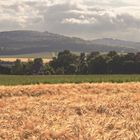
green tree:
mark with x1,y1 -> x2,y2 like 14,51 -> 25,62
49,50 -> 78,74
11,59 -> 23,74
78,53 -> 88,74
87,51 -> 100,62
88,56 -> 107,74
32,58 -> 44,74
124,53 -> 135,61
107,55 -> 124,74
55,67 -> 64,75
23,60 -> 34,75
43,64 -> 54,75
123,60 -> 135,74
107,51 -> 117,58
67,64 -> 77,74
0,65 -> 11,74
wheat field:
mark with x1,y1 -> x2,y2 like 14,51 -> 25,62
0,83 -> 140,140
0,58 -> 51,63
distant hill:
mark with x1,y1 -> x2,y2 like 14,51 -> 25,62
92,38 -> 140,51
0,30 -> 138,55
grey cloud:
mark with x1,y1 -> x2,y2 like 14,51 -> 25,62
0,0 -> 140,41
0,19 -> 21,31
44,3 -> 140,31
40,2 -> 140,41
93,13 -> 140,31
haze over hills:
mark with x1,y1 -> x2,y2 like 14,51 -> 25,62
0,30 -> 139,55
92,38 -> 140,51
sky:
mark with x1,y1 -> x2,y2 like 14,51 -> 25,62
0,0 -> 140,41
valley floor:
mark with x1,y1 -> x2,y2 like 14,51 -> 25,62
0,83 -> 140,139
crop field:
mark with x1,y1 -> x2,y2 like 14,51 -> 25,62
0,52 -> 57,58
0,58 -> 51,63
0,83 -> 140,139
0,75 -> 140,85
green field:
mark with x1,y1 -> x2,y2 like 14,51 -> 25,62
0,75 -> 140,86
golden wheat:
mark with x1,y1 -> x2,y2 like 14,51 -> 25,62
0,83 -> 140,139
0,58 -> 51,63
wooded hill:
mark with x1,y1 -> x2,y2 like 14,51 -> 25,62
0,30 -> 138,55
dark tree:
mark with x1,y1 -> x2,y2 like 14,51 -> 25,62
11,59 -> 23,75
107,51 -> 117,58
87,51 -> 100,62
0,65 -> 11,74
107,55 -> 124,74
123,60 -> 135,74
32,58 -> 44,74
88,56 -> 108,74
23,60 -> 34,75
78,53 -> 88,74
49,50 -> 78,74
43,64 -> 54,75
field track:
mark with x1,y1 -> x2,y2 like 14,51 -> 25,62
0,83 -> 140,139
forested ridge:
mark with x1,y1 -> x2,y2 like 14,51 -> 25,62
0,31 -> 138,55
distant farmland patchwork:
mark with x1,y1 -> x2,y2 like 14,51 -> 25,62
0,83 -> 140,139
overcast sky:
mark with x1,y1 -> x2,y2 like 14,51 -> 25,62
1,0 -> 140,41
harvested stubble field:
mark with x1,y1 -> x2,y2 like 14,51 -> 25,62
0,58 -> 51,63
0,83 -> 140,140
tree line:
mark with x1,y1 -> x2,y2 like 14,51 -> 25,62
0,50 -> 140,75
